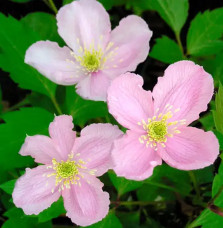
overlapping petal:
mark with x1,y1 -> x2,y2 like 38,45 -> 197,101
72,123 -> 123,176
75,71 -> 112,101
19,135 -> 61,164
112,130 -> 162,181
62,175 -> 109,226
107,73 -> 154,131
12,166 -> 60,215
104,15 -> 152,74
57,0 -> 111,52
25,41 -> 84,85
152,61 -> 214,124
49,115 -> 76,160
158,127 -> 219,170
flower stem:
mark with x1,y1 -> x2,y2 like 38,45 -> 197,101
112,200 -> 171,207
43,0 -> 58,14
186,186 -> 223,228
189,171 -> 201,200
2,98 -> 30,114
50,95 -> 63,115
175,32 -> 184,57
208,185 -> 223,213
210,185 -> 223,204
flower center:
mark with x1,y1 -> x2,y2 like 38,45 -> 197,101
81,50 -> 101,72
66,37 -> 120,75
138,104 -> 186,150
70,48 -> 103,73
148,120 -> 168,142
56,160 -> 79,179
46,153 -> 96,192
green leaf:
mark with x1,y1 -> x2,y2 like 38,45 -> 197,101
144,164 -> 191,196
0,107 -> 53,180
38,198 -> 66,222
199,114 -> 215,131
137,183 -> 175,202
214,130 -> 223,151
125,0 -> 155,15
21,12 -> 64,45
65,86 -> 109,126
148,0 -> 189,34
3,207 -> 52,228
191,163 -> 223,228
0,13 -> 56,97
187,8 -> 223,56
199,53 -> 223,87
213,84 -> 223,135
108,171 -> 143,196
149,36 -> 183,64
190,208 -> 223,228
63,0 -> 73,5
193,166 -> 214,185
85,211 -> 123,228
137,164 -> 198,202
98,0 -> 115,10
0,180 -> 16,194
117,211 -> 140,228
26,92 -> 56,114
212,52 -> 223,85
212,163 -> 223,202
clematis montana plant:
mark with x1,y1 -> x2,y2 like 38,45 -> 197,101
25,0 -> 152,101
107,60 -> 219,181
12,115 -> 122,226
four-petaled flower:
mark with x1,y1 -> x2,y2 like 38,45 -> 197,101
107,61 -> 219,181
12,115 -> 122,226
25,0 -> 152,101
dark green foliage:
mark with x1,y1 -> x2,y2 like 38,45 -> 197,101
150,36 -> 184,64
187,8 -> 223,56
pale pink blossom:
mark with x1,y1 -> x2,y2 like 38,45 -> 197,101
107,60 -> 219,181
12,115 -> 122,226
25,0 -> 152,101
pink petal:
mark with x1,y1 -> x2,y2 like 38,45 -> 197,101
76,71 -> 112,101
107,73 -> 154,131
25,41 -> 84,85
104,15 -> 152,74
158,127 -> 219,170
49,115 -> 76,160
72,123 -> 123,176
57,0 -> 111,52
112,130 -> 162,181
62,175 -> 109,226
20,135 -> 62,165
152,61 -> 214,124
12,166 -> 60,215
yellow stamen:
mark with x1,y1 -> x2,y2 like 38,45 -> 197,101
46,153 -> 97,192
138,106 -> 186,150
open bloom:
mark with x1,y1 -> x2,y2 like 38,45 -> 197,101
25,0 -> 152,101
107,60 -> 219,181
12,115 -> 122,226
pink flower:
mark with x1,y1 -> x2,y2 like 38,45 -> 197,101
107,60 -> 219,181
24,0 -> 152,101
12,115 -> 122,226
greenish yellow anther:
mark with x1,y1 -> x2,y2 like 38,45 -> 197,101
56,160 -> 79,179
80,50 -> 101,72
147,120 -> 168,143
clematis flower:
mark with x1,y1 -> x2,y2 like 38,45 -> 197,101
107,60 -> 219,181
12,115 -> 122,226
24,0 -> 152,101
